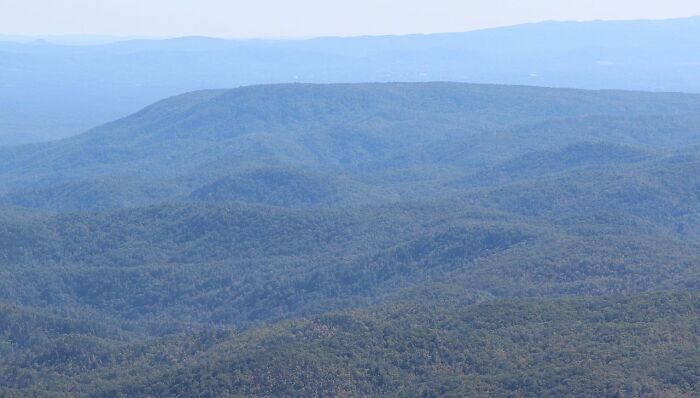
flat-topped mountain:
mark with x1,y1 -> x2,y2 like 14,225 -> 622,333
3,16 -> 700,145
2,82 -> 700,211
3,83 -> 700,178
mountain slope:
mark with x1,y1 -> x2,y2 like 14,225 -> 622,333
189,166 -> 393,207
100,293 -> 697,398
470,153 -> 700,239
2,82 -> 700,201
2,182 -> 699,332
455,142 -> 652,187
3,292 -> 696,397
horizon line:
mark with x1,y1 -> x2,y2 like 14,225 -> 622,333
2,14 -> 699,46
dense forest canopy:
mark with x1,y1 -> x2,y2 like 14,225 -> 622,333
1,82 -> 699,396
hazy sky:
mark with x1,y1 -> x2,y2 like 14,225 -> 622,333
2,0 -> 700,38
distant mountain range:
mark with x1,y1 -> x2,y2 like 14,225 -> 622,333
2,16 -> 700,145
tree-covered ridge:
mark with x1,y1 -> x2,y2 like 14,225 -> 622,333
189,166 -> 393,207
126,292 -> 696,398
0,91 -> 699,217
0,184 -> 699,333
2,83 -> 700,202
1,292 -> 696,397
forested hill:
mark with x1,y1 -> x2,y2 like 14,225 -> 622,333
1,82 -> 700,396
2,82 -> 700,211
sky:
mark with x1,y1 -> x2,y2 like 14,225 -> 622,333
2,0 -> 700,38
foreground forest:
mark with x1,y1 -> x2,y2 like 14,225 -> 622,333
2,292 -> 698,397
1,83 -> 699,396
